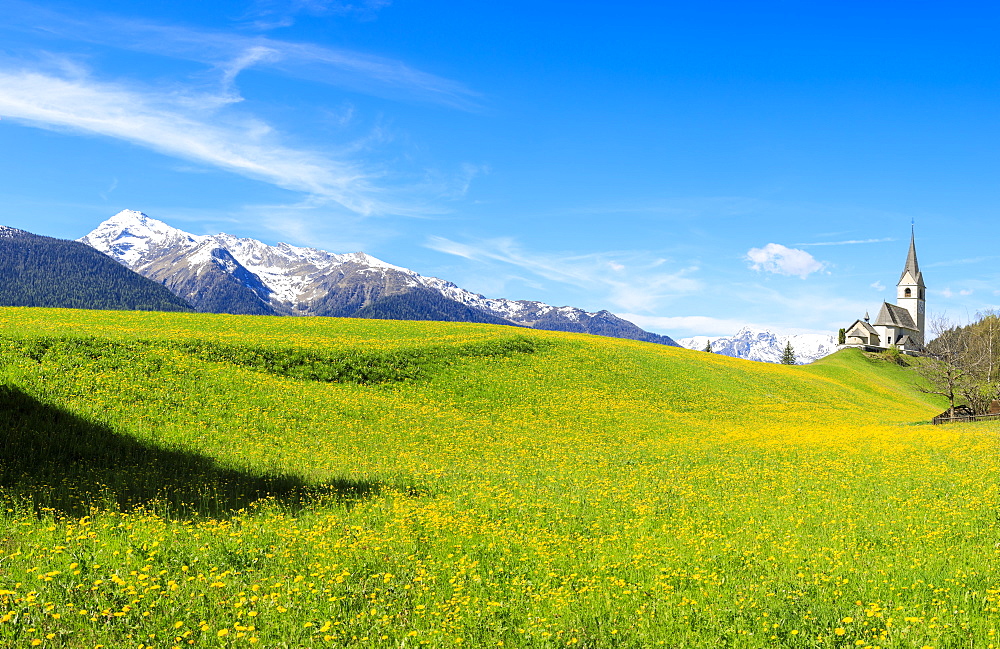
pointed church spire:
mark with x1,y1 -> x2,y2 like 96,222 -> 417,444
899,222 -> 924,286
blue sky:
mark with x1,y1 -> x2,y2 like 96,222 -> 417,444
2,0 -> 999,338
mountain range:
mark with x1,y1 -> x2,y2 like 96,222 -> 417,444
0,210 -> 843,360
78,210 -> 680,346
678,327 -> 839,364
0,225 -> 193,313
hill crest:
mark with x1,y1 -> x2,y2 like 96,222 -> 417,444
80,210 -> 679,346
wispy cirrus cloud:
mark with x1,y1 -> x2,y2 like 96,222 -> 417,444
242,0 -> 392,29
0,4 -> 483,219
927,256 -> 1000,268
794,237 -> 895,246
617,314 -> 763,337
0,66 -> 383,214
99,177 -> 118,201
425,235 -> 702,312
746,243 -> 826,279
5,1 -> 481,110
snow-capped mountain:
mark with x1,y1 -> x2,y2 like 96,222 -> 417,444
678,327 -> 838,364
80,210 -> 679,346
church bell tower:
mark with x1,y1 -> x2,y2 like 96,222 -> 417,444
896,226 -> 926,346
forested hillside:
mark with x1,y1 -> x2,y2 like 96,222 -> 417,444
0,227 -> 193,312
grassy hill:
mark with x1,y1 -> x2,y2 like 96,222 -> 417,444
2,307 -> 997,648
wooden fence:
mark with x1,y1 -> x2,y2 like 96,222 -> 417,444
932,412 -> 1000,425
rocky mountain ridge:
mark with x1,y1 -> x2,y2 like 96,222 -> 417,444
80,210 -> 679,346
678,327 -> 838,364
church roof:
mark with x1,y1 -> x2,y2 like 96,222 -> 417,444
899,228 -> 925,287
874,302 -> 917,330
846,319 -> 878,335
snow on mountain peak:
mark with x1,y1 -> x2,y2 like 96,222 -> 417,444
102,210 -> 181,239
109,208 -> 149,222
79,212 -> 425,306
679,328 -> 839,364
82,210 -> 204,267
339,251 -> 412,273
76,210 -> 675,345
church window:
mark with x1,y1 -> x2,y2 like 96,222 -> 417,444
904,288 -> 911,297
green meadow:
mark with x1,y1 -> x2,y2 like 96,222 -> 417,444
2,306 -> 998,648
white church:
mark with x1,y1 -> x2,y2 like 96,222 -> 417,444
842,229 -> 926,354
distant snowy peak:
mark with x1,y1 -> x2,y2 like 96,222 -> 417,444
81,210 -> 203,267
78,210 -> 679,346
85,210 -> 406,278
81,210 -> 606,323
423,277 -> 601,324
679,327 -> 838,364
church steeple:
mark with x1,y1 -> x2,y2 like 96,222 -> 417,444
899,224 -> 924,287
841,224 -> 928,352
896,224 -> 925,346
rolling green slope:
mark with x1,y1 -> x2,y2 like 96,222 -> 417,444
2,307 -> 994,649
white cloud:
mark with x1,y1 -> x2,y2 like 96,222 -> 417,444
218,46 -> 282,97
795,237 -> 894,246
617,314 -> 757,337
99,177 -> 118,201
4,3 -> 481,110
618,313 -> 836,338
243,0 -> 392,29
0,67 -> 384,214
746,243 -> 825,279
927,256 -> 999,268
870,281 -> 885,291
0,5 -> 486,219
961,289 -> 974,296
425,236 -> 702,312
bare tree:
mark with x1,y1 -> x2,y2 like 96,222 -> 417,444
918,316 -> 971,417
920,314 -> 1000,416
973,310 -> 1000,384
961,310 -> 1000,414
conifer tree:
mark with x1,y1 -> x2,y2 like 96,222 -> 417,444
703,340 -> 712,352
781,341 -> 796,365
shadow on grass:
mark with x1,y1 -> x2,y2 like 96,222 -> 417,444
0,384 -> 379,519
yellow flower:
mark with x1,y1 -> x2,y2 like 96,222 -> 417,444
835,628 -> 846,636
